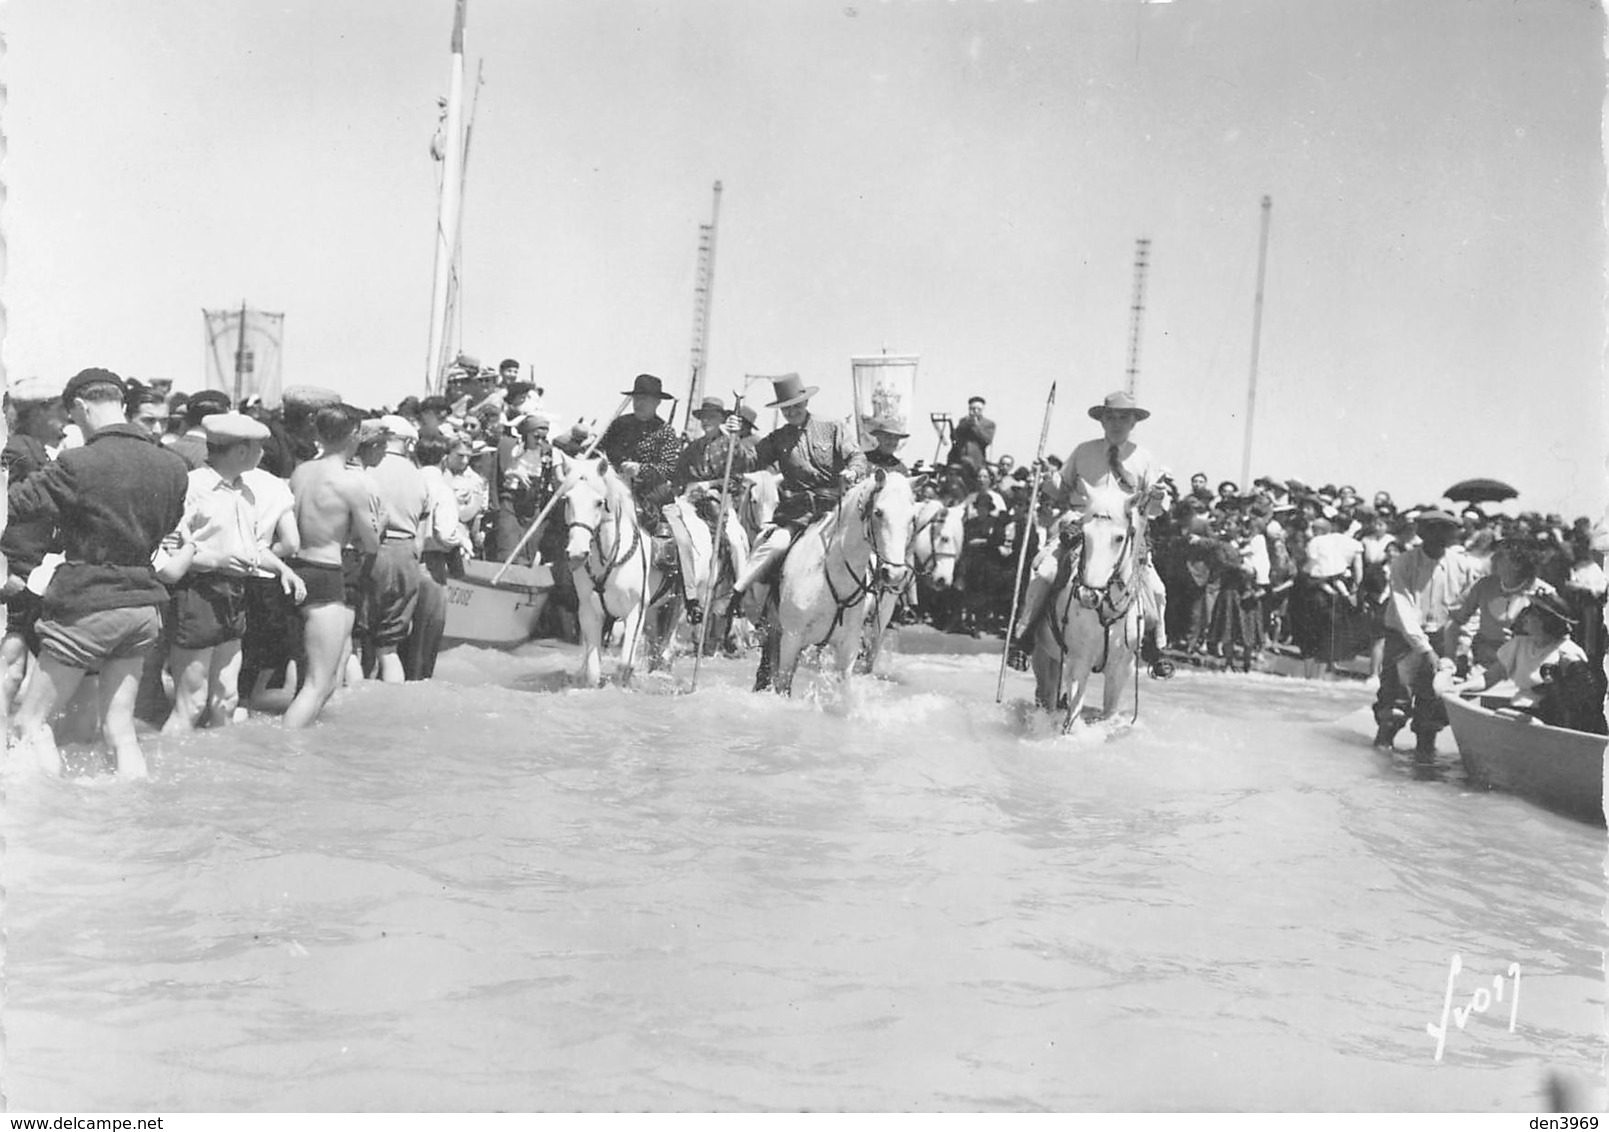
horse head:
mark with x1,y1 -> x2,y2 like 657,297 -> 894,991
913,498 -> 964,590
856,468 -> 918,590
1076,478 -> 1137,600
563,454 -> 622,562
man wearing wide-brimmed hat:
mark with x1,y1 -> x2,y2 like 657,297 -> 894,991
597,374 -> 684,522
1011,390 -> 1175,677
864,417 -> 911,475
722,374 -> 870,651
1372,507 -> 1481,756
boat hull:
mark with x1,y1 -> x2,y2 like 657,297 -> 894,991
1441,692 -> 1606,824
442,558 -> 553,647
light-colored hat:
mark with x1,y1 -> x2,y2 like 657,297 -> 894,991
764,373 -> 817,409
8,376 -> 63,403
1088,390 -> 1150,421
379,414 -> 419,441
693,396 -> 727,419
867,416 -> 909,438
201,411 -> 271,442
281,385 -> 342,407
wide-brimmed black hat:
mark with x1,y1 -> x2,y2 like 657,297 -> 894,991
765,373 -> 818,408
621,373 -> 673,400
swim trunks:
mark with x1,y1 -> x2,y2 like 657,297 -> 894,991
291,558 -> 350,608
169,572 -> 248,650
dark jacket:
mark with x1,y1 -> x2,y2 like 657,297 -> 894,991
1,433 -> 60,576
945,414 -> 995,472
9,423 -> 188,619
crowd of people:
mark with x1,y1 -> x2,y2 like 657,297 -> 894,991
2,356 -> 1604,776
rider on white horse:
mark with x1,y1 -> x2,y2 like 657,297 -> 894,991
1011,390 -> 1176,679
671,396 -> 753,621
723,374 -> 871,620
597,371 -> 685,596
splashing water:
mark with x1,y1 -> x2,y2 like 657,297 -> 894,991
3,629 -> 1602,1111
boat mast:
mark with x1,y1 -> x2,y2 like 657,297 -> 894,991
233,297 -> 248,404
1240,195 -> 1272,488
425,0 -> 468,395
682,180 -> 722,433
1123,237 -> 1151,397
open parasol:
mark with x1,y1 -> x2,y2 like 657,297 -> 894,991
1443,478 -> 1518,504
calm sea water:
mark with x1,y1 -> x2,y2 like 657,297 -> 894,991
3,629 -> 1603,1112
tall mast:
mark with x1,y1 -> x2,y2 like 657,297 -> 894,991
1240,195 -> 1272,488
1123,237 -> 1151,397
425,0 -> 468,395
683,180 -> 723,432
234,297 -> 248,404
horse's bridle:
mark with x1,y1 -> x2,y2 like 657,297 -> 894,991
816,476 -> 914,643
912,505 -> 958,578
1070,505 -> 1141,626
567,488 -> 643,606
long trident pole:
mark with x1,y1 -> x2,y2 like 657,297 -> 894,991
996,381 -> 1058,702
490,395 -> 632,585
690,379 -> 764,692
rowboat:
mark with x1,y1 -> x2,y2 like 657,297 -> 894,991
1441,692 -> 1606,824
442,558 -> 553,647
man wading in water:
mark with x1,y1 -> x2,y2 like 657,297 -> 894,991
284,405 -> 382,729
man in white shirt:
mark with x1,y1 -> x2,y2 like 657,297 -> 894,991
1373,508 -> 1481,756
164,412 -> 305,734
1011,391 -> 1174,678
408,433 -> 472,680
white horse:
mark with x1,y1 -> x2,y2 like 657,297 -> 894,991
559,454 -> 675,687
760,469 -> 917,695
1030,479 -> 1144,731
854,493 -> 962,674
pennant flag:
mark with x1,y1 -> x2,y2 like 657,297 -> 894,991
849,354 -> 920,451
203,306 -> 286,407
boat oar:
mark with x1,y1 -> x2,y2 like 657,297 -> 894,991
690,379 -> 765,693
491,394 -> 630,585
996,381 -> 1057,703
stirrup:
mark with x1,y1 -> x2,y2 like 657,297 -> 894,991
685,599 -> 703,626
1148,659 -> 1175,680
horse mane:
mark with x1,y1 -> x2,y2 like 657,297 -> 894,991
567,454 -> 636,516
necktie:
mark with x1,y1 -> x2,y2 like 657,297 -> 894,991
1108,444 -> 1133,491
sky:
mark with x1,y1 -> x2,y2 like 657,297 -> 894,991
2,0 -> 1605,517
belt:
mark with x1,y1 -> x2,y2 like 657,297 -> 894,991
382,534 -> 419,544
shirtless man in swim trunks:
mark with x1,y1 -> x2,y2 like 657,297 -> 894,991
283,405 -> 382,729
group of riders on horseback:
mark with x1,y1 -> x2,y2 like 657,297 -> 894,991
546,370 -> 1176,725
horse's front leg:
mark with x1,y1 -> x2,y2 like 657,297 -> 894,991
1060,659 -> 1095,733
573,588 -> 605,688
1101,614 -> 1141,718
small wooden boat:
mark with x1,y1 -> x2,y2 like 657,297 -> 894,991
1441,692 -> 1606,823
442,557 -> 553,647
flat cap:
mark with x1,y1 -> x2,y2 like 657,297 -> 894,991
202,411 -> 271,441
62,368 -> 126,403
9,376 -> 63,403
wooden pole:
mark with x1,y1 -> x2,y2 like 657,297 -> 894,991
996,381 -> 1057,702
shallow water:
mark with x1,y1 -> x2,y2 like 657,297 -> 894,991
3,629 -> 1604,1111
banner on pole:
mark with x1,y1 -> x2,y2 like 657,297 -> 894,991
203,307 -> 286,407
849,354 -> 919,451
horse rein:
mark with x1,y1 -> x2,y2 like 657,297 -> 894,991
816,477 -> 914,644
567,489 -> 643,608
